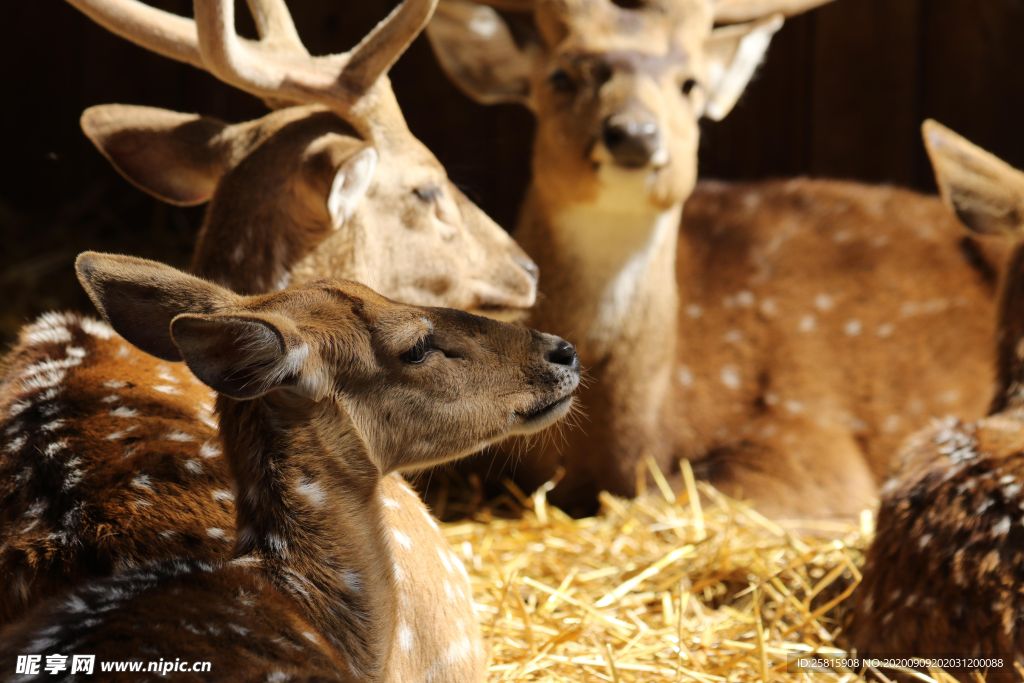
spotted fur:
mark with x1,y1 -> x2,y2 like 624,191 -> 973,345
850,123 -> 1024,677
0,255 -> 579,682
0,315 -> 488,682
427,1 -> 1005,518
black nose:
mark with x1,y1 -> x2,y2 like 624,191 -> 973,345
547,340 -> 579,369
602,114 -> 661,168
515,254 -> 539,283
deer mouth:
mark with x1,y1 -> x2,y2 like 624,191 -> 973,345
512,395 -> 574,435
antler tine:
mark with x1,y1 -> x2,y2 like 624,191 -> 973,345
713,0 -> 834,23
341,0 -> 440,94
65,0 -> 205,70
193,0 -> 345,109
244,0 -> 308,55
465,0 -> 536,11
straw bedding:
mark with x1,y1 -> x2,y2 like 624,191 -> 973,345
429,459 -> 972,683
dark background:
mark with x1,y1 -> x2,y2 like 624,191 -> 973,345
2,0 -> 1023,346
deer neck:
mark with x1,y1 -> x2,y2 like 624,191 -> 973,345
217,393 -> 396,683
518,178 -> 683,362
991,242 -> 1024,414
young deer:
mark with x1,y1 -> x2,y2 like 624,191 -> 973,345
427,0 -> 1005,517
0,0 -> 537,631
0,253 -> 580,682
68,0 -> 537,314
850,122 -> 1024,681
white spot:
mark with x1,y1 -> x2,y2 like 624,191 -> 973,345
393,530 -> 413,549
295,480 -> 326,508
339,569 -> 362,594
207,528 -> 227,539
814,294 -> 834,312
164,431 -> 193,442
918,533 -> 932,549
723,330 -> 743,344
184,460 -> 203,475
103,380 -> 127,389
685,304 -> 703,319
132,474 -> 153,492
199,442 -> 221,459
877,323 -> 895,338
302,632 -> 319,644
109,406 -> 138,418
80,318 -> 114,339
153,385 -> 178,395
844,319 -> 862,336
438,547 -> 454,573
734,291 -> 755,308
5,435 -> 26,454
798,315 -> 816,333
25,326 -> 73,346
720,366 -> 741,390
759,299 -> 778,317
381,497 -> 401,509
784,400 -> 804,414
677,366 -> 693,387
398,622 -> 414,653
105,425 -> 139,440
44,441 -> 67,457
212,490 -> 234,502
882,415 -> 901,433
101,395 -> 120,404
993,516 -> 1012,536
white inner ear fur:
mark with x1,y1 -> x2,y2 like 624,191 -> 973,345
705,15 -> 784,121
328,147 -> 379,230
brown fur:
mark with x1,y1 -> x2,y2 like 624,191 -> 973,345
0,254 -> 580,682
72,0 -> 537,315
0,0 -> 537,652
851,123 -> 1024,677
428,0 -> 1008,518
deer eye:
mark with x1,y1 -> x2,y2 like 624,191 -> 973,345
414,185 -> 442,203
402,335 -> 434,364
681,79 -> 700,97
549,69 -> 576,93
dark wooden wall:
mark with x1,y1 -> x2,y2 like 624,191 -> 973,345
2,0 -> 1024,345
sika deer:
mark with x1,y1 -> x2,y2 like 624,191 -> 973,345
0,0 -> 535,636
850,122 -> 1024,681
427,0 -> 1005,517
69,0 -> 537,313
0,253 -> 580,683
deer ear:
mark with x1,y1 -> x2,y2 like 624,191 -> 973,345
427,0 -> 536,107
300,137 -> 379,231
327,147 -> 378,230
171,314 -> 315,400
81,104 -> 233,206
703,14 -> 784,121
75,252 -> 235,362
923,120 -> 1024,238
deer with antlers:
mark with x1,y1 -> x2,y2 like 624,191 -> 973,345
850,122 -> 1024,682
0,253 -> 580,682
427,0 -> 1006,517
69,0 -> 537,311
0,0 -> 538,660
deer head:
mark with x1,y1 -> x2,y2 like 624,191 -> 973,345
76,252 -> 581,473
68,0 -> 538,317
425,0 -> 835,213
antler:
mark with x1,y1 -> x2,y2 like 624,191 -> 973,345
713,0 -> 835,23
65,0 -> 437,113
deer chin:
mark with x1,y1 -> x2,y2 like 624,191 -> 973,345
510,395 -> 575,436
